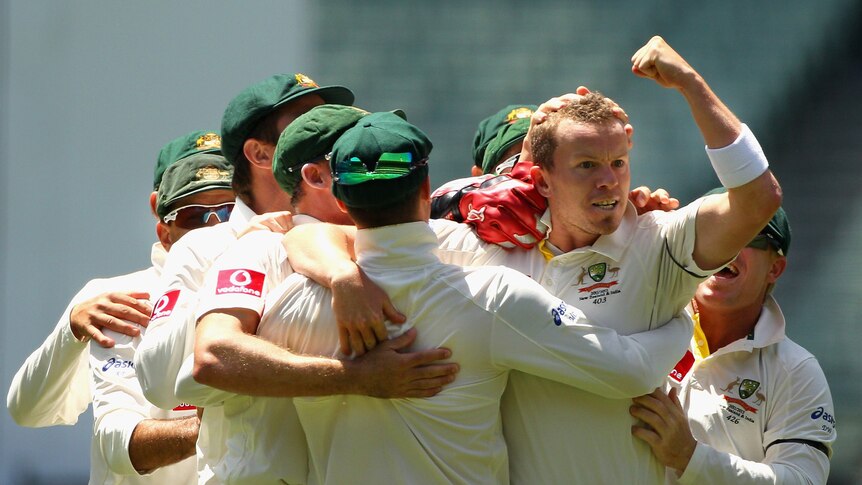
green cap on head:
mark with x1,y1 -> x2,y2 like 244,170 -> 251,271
481,117 -> 530,174
154,131 -> 222,189
220,73 -> 355,167
330,112 -> 432,209
472,104 -> 537,168
705,187 -> 792,256
272,105 -> 372,195
157,153 -> 233,217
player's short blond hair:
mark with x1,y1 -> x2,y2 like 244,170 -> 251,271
531,92 -> 620,171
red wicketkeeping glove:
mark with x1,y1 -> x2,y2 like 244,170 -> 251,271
430,156 -> 549,249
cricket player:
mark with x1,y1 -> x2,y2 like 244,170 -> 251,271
6,130 -> 221,430
630,202 -> 836,484
8,130 -> 234,484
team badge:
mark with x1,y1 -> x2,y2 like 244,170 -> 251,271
738,379 -> 761,400
505,107 -> 534,123
588,262 -> 606,282
295,73 -> 319,88
196,166 -> 231,181
195,132 -> 221,150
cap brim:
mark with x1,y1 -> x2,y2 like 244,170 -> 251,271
275,85 -> 355,109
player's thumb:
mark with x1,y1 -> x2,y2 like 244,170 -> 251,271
386,327 -> 417,351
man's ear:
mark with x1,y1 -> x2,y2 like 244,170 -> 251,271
242,138 -> 273,169
531,165 -> 551,197
149,192 -> 159,219
471,165 -> 483,177
156,222 -> 173,251
300,162 -> 329,190
767,255 -> 787,285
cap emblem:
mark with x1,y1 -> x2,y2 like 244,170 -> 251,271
295,73 -> 319,88
506,107 -> 534,123
196,166 -> 231,181
196,133 -> 222,150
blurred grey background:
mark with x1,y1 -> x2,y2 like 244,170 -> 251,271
2,1 -> 860,483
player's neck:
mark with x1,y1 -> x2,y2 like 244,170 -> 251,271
694,298 -> 762,351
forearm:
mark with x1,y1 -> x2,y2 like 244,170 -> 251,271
676,73 -> 741,149
282,223 -> 357,288
194,318 -> 360,397
128,416 -> 199,474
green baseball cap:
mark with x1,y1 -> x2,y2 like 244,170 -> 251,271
330,112 -> 432,208
705,187 -> 791,256
481,117 -> 530,174
220,73 -> 355,167
157,153 -> 234,217
472,104 -> 537,168
272,104 -> 372,195
154,131 -> 222,189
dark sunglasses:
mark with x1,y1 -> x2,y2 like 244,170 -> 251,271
746,233 -> 782,255
162,202 -> 235,229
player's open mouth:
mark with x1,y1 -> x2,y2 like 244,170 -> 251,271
715,263 -> 739,279
592,200 -> 618,210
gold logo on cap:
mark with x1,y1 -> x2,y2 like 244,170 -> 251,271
295,73 -> 319,88
196,133 -> 222,150
506,107 -> 534,124
196,166 -> 231,181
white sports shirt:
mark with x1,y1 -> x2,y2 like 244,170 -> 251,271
664,296 -> 836,484
250,221 -> 692,484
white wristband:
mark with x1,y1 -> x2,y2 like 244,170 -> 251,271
705,124 -> 769,188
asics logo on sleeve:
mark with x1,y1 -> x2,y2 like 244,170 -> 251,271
102,357 -> 134,372
216,269 -> 265,297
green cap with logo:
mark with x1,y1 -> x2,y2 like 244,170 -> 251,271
272,104 -> 372,195
157,153 -> 234,217
705,187 -> 791,256
472,104 -> 537,168
481,117 -> 530,174
154,131 -> 222,189
330,111 -> 432,209
221,73 -> 355,167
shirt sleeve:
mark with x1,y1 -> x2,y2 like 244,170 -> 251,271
195,231 -> 291,321
430,218 -> 499,267
485,268 -> 693,398
90,331 -> 149,476
677,440 -> 829,485
135,230 -> 232,410
7,282 -> 98,427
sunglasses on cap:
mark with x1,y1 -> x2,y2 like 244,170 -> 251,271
746,233 -> 783,255
162,202 -> 235,229
332,152 -> 427,185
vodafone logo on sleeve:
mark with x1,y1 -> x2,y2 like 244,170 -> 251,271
216,269 -> 265,297
150,289 -> 181,321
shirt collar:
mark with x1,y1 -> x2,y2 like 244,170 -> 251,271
688,295 -> 786,358
539,201 -> 637,262
151,242 -> 168,276
355,221 -> 440,269
228,196 -> 257,226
